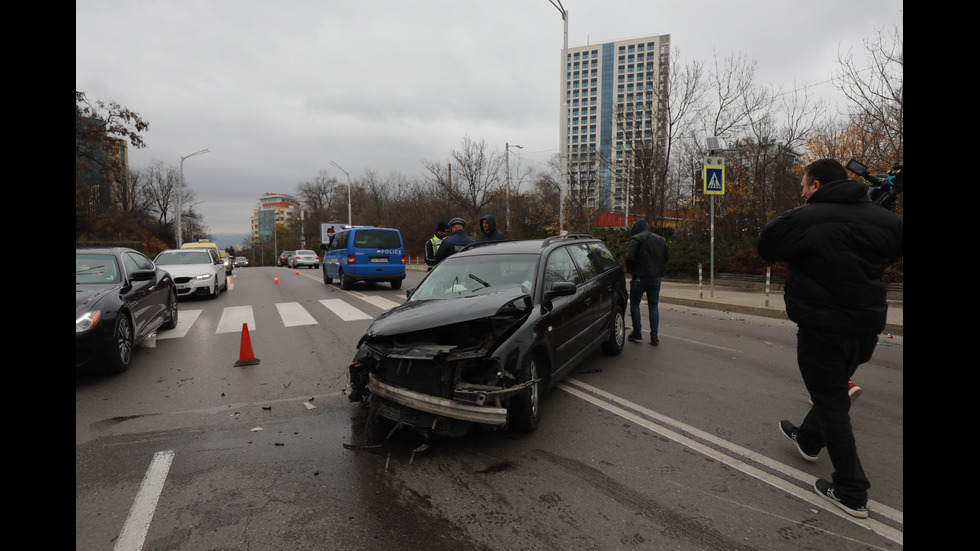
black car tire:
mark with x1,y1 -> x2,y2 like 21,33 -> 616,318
509,351 -> 541,432
339,268 -> 352,290
162,289 -> 178,330
106,313 -> 134,374
390,279 -> 402,290
323,267 -> 333,284
601,304 -> 626,355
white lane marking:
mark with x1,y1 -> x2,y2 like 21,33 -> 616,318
559,378 -> 903,545
348,290 -> 401,312
319,299 -> 372,321
276,302 -> 318,327
157,309 -> 201,339
216,305 -> 255,333
113,450 -> 174,551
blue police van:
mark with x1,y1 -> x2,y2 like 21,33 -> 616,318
321,226 -> 406,290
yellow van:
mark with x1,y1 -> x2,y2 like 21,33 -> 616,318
180,240 -> 233,274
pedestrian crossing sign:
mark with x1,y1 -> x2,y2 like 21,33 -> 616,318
703,165 -> 725,195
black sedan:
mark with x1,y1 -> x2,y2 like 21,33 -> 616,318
346,235 -> 627,438
76,248 -> 178,374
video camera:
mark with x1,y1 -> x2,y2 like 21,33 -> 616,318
845,158 -> 903,211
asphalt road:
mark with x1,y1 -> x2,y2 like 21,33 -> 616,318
76,266 -> 904,550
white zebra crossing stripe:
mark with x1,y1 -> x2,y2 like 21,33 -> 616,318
319,298 -> 372,321
276,302 -> 318,327
156,296 -> 389,339
157,309 -> 202,339
216,305 -> 255,333
354,294 -> 401,312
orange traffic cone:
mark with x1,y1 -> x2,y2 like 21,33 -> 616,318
234,323 -> 260,367
274,276 -> 279,285
295,270 -> 300,275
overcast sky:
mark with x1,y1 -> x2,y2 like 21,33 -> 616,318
76,0 -> 903,240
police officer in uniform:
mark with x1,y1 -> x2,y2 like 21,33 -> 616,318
424,221 -> 450,271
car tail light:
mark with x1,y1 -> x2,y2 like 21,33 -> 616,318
347,254 -> 355,264
400,255 -> 406,264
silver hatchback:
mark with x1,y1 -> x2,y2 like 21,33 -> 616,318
290,249 -> 320,269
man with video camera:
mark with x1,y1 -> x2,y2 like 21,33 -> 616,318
757,158 -> 903,518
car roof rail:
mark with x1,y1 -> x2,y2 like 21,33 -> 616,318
541,234 -> 595,247
459,239 -> 516,252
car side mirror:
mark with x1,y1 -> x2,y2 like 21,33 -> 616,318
541,281 -> 576,313
545,281 -> 576,299
130,269 -> 155,282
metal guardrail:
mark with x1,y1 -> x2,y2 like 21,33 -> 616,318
672,273 -> 902,302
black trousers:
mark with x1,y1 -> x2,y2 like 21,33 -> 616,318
795,327 -> 877,502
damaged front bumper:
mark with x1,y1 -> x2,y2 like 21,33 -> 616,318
366,373 -> 537,427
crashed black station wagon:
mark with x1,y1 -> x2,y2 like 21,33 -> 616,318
347,235 -> 627,437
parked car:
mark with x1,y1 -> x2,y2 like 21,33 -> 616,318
218,252 -> 234,275
278,250 -> 295,267
180,239 -> 233,274
154,249 -> 227,298
346,235 -> 627,438
76,247 -> 178,374
234,256 -> 249,267
289,249 -> 320,269
321,227 -> 406,289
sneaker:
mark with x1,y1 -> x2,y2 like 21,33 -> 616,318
649,335 -> 659,346
778,420 -> 819,462
813,478 -> 868,518
627,330 -> 642,341
809,380 -> 863,406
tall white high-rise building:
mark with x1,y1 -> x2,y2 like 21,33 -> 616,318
563,34 -> 670,214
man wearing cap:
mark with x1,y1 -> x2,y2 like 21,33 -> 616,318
433,217 -> 475,265
424,221 -> 450,271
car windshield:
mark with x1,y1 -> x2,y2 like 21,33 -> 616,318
296,250 -> 315,255
155,251 -> 213,265
76,254 -> 120,284
409,253 -> 537,301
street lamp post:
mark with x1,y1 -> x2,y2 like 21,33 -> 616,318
548,0 -> 568,234
505,142 -> 522,232
330,160 -> 352,226
177,148 -> 209,248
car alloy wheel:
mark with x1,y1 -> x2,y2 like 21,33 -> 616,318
509,352 -> 541,432
162,289 -> 178,330
107,314 -> 134,374
601,306 -> 626,355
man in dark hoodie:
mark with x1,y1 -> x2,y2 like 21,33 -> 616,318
624,219 -> 668,345
757,158 -> 902,519
478,215 -> 505,242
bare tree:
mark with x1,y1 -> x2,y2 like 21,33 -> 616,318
835,24 -> 903,160
421,136 -> 504,223
295,170 -> 337,222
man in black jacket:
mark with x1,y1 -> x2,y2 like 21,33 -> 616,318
432,218 -> 475,265
757,158 -> 903,519
625,219 -> 668,345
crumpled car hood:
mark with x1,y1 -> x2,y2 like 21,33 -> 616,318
360,286 -> 531,342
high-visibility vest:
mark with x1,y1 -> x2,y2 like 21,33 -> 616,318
426,235 -> 443,269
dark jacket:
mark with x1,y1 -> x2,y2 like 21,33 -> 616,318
478,215 -> 505,242
625,220 -> 668,277
433,229 -> 475,264
757,178 -> 903,335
